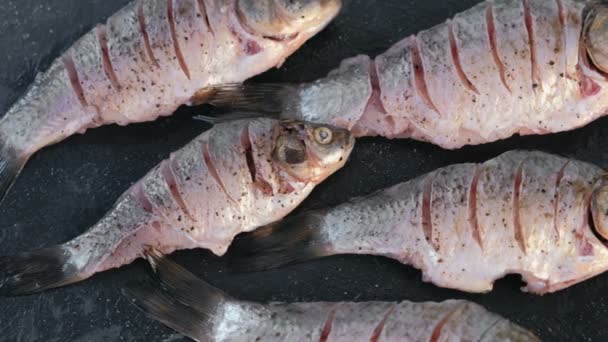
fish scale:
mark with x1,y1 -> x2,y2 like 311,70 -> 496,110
105,1 -> 167,122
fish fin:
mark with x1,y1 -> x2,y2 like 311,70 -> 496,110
193,111 -> 273,125
203,83 -> 297,114
229,214 -> 328,272
0,246 -> 82,296
123,249 -> 229,341
144,248 -> 230,310
123,283 -> 211,341
0,145 -> 26,205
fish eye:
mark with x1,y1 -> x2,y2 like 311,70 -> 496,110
313,127 -> 333,145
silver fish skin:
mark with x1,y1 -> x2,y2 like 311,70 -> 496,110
125,250 -> 540,342
0,118 -> 354,295
0,0 -> 342,202
234,151 -> 608,295
207,0 -> 608,146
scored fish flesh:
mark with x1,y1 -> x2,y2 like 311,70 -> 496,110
124,249 -> 540,342
206,0 -> 608,146
0,0 -> 342,202
0,118 -> 354,295
233,151 -> 608,295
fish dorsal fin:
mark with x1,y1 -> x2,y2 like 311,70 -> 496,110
201,83 -> 298,114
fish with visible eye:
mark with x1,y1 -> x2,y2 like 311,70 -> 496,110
204,0 -> 608,149
0,118 -> 354,295
0,0 -> 342,205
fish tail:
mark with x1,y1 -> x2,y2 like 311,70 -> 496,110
229,213 -> 329,272
123,249 -> 229,341
193,83 -> 298,124
0,245 -> 84,296
0,143 -> 27,204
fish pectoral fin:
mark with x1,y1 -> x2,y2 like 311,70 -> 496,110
228,213 -> 327,272
124,251 -> 229,341
0,246 -> 83,296
198,82 -> 297,115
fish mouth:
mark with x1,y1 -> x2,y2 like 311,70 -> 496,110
262,32 -> 299,42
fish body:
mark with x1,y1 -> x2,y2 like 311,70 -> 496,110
209,0 -> 608,147
235,151 -> 608,295
125,250 -> 540,342
0,118 -> 354,295
0,0 -> 342,201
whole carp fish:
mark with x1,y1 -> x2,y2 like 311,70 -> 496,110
0,118 -> 354,295
0,0 -> 342,202
125,249 -> 540,342
206,0 -> 608,147
233,151 -> 608,295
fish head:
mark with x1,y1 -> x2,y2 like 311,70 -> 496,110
584,4 -> 608,75
481,319 -> 541,342
591,175 -> 608,241
272,120 -> 354,183
236,0 -> 342,42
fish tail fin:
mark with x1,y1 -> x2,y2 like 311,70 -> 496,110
0,144 -> 26,204
193,82 -> 298,122
123,249 -> 229,341
229,213 -> 329,272
0,245 -> 84,296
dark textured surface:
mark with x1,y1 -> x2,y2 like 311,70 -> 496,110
1,0 -> 608,341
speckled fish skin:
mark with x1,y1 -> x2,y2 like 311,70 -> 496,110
0,0 -> 342,201
239,151 -> 608,295
0,118 -> 354,295
126,251 -> 540,342
206,301 -> 538,342
317,151 -> 608,294
297,0 -> 603,144
217,0 -> 608,148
